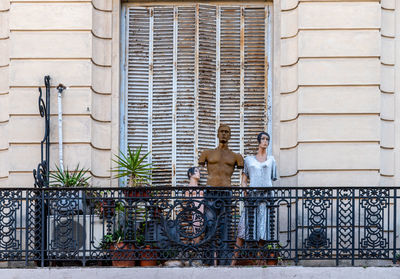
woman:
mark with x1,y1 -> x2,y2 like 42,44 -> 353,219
231,132 -> 277,266
187,167 -> 200,186
185,167 -> 203,245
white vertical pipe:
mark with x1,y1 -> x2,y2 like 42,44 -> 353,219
57,84 -> 66,172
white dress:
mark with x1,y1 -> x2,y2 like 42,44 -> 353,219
237,155 -> 277,241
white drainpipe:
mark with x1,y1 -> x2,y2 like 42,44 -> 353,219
56,84 -> 66,172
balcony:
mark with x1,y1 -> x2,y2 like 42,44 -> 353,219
0,187 -> 398,267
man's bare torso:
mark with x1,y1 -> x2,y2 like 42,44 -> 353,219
199,148 -> 244,187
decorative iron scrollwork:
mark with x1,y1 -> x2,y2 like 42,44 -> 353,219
304,189 -> 332,258
33,76 -> 51,188
360,188 -> 389,258
337,189 -> 354,261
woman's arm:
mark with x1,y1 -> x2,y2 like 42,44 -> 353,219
241,172 -> 248,197
241,172 -> 248,187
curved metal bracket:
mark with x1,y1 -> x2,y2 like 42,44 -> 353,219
33,76 -> 51,188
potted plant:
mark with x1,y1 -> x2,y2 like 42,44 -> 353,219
265,243 -> 281,265
47,164 -> 106,265
102,226 -> 136,267
135,222 -> 158,266
108,145 -> 160,266
49,164 -> 90,187
111,145 -> 154,192
48,164 -> 91,213
95,198 -> 124,220
100,201 -> 142,267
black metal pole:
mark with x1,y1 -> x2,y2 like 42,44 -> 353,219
33,76 -> 51,266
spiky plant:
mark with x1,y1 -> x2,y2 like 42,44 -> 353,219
111,145 -> 154,187
49,164 -> 91,187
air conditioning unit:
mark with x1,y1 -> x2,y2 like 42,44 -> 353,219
47,214 -> 105,258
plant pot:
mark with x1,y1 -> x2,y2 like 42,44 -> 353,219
124,189 -> 150,198
140,245 -> 157,266
110,242 -> 136,267
266,252 -> 278,265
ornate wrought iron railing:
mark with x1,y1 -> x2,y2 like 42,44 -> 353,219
0,187 -> 398,266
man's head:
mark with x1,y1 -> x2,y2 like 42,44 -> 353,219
218,124 -> 231,144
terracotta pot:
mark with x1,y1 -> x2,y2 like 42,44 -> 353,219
123,189 -> 150,198
110,242 -> 135,267
266,252 -> 278,265
140,245 -> 157,266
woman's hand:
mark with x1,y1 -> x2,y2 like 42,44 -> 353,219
241,172 -> 248,196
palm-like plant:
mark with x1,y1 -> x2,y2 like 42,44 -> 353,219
49,164 -> 90,187
111,145 -> 154,187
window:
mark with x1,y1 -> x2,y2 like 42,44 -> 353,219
122,3 -> 272,186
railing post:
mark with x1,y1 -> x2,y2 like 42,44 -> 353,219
32,76 -> 51,267
25,190 -> 29,266
82,189 -> 87,266
295,188 -> 299,265
352,188 -> 355,266
393,188 -> 397,264
40,188 -> 45,267
336,189 -> 339,266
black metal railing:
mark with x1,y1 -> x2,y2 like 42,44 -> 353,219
0,187 -> 399,266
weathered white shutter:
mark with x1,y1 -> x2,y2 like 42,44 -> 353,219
219,6 -> 241,186
126,4 -> 270,187
197,4 -> 217,157
243,7 -> 267,156
126,8 -> 150,155
152,7 -> 174,186
176,6 -> 196,186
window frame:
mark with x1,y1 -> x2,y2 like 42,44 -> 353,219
119,2 -> 274,187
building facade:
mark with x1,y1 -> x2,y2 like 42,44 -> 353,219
0,0 -> 399,187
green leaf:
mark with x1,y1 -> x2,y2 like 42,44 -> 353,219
111,145 -> 154,187
49,164 -> 91,187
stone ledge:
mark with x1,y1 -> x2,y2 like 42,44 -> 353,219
1,266 -> 400,279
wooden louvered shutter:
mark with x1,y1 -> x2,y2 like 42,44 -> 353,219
219,6 -> 241,185
126,7 -> 175,187
125,4 -> 270,187
197,5 -> 217,160
176,6 -> 196,185
152,7 -> 174,186
126,8 -> 150,155
243,7 -> 268,156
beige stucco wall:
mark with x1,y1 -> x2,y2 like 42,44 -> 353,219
0,0 -> 10,185
0,0 -> 399,187
0,0 -> 117,187
273,0 -> 400,186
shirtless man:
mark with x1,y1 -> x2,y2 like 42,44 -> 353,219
198,124 -> 244,186
198,124 -> 243,265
